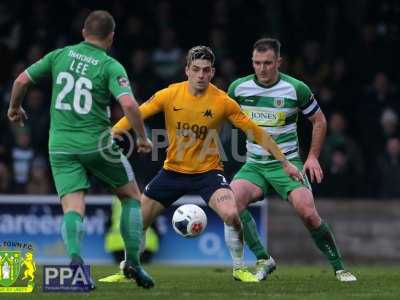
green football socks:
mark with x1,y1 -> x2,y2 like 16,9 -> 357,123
240,209 -> 345,272
120,198 -> 143,267
61,211 -> 84,260
240,209 -> 270,260
309,221 -> 344,271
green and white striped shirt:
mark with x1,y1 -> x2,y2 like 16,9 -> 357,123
228,73 -> 319,164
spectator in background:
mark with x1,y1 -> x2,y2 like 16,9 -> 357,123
121,16 -> 152,52
11,126 -> 35,193
0,62 -> 25,162
380,108 -> 399,142
24,88 -> 49,154
210,0 -> 229,28
151,28 -> 183,85
322,112 -> 364,174
364,72 -> 398,114
372,72 -> 398,108
128,49 -> 161,101
319,112 -> 364,196
323,58 -> 356,119
0,2 -> 21,51
25,44 -> 45,65
350,24 -> 389,84
329,58 -> 352,98
26,156 -> 51,194
27,0 -> 52,46
318,146 -> 359,198
219,58 -> 237,84
317,84 -> 335,117
0,61 -> 26,109
0,161 -> 12,193
209,28 -> 230,62
0,133 -> 10,162
154,1 -> 174,30
213,57 -> 237,91
376,137 -> 400,198
292,41 -> 330,90
66,8 -> 90,45
358,72 -> 398,162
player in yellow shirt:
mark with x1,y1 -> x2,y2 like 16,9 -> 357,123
101,46 -> 303,283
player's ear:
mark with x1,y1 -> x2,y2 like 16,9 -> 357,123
105,31 -> 115,48
210,67 -> 215,79
277,56 -> 282,68
82,28 -> 87,39
185,65 -> 190,77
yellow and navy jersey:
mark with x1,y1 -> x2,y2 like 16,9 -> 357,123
113,81 -> 284,173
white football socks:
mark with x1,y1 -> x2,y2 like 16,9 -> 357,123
224,223 -> 244,269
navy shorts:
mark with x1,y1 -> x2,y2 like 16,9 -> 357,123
143,169 -> 231,207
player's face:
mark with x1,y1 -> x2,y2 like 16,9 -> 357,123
252,49 -> 281,85
186,59 -> 215,94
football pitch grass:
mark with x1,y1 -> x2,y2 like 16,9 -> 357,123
5,265 -> 400,300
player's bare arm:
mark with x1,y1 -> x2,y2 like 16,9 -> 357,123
304,110 -> 327,183
118,94 -> 152,153
229,106 -> 304,183
7,72 -> 32,127
248,121 -> 304,183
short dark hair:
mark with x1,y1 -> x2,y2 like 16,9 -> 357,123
253,38 -> 281,56
84,10 -> 115,39
186,46 -> 215,66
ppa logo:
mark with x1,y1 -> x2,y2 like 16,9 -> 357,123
43,265 -> 93,292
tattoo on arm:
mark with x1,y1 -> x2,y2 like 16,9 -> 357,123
216,194 -> 231,203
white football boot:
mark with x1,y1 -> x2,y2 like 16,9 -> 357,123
335,270 -> 357,282
254,256 -> 277,281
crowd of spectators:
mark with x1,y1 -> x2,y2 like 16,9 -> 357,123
0,0 -> 399,198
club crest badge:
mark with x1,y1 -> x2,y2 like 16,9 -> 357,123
0,244 -> 36,293
274,97 -> 285,108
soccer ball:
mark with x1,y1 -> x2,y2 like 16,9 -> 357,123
172,204 -> 207,238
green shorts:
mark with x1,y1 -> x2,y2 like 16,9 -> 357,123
49,145 -> 134,198
233,158 -> 311,200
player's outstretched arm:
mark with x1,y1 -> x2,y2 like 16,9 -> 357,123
118,94 -> 152,153
112,90 -> 166,135
7,72 -> 32,127
242,119 -> 303,183
304,110 -> 327,183
226,97 -> 304,182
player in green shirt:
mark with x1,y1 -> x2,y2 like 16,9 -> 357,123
227,38 -> 357,282
7,10 -> 154,288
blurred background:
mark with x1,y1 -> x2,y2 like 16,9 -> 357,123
0,0 -> 399,265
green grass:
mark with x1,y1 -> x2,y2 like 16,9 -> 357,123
3,265 -> 400,300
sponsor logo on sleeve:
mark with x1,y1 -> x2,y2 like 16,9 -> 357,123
117,76 -> 130,88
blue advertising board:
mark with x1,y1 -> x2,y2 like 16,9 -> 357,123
0,196 -> 112,264
0,195 -> 266,265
